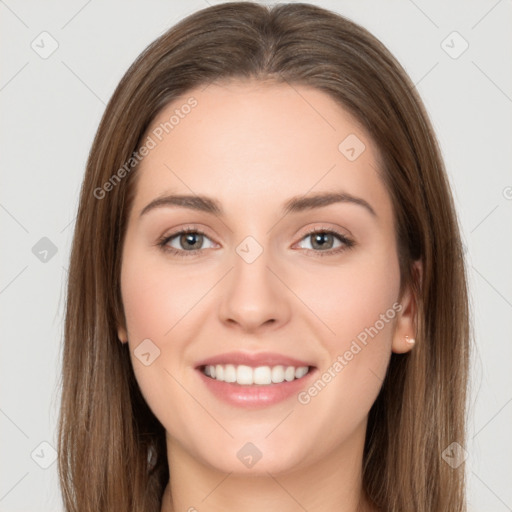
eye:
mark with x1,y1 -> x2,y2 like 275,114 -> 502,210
295,228 -> 355,256
157,227 -> 216,257
156,226 -> 355,258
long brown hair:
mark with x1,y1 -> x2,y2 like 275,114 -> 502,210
58,2 -> 470,511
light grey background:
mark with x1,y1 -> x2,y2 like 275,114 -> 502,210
1,1 -> 511,510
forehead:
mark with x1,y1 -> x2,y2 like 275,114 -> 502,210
131,79 -> 392,224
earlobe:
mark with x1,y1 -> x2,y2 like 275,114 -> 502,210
404,335 -> 415,346
392,259 -> 422,354
117,325 -> 128,344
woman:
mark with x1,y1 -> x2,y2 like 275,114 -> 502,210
58,2 -> 470,511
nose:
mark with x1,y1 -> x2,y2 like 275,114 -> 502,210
218,243 -> 292,333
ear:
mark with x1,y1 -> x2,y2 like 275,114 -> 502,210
392,259 -> 422,354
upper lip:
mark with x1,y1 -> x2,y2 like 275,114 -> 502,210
195,351 -> 314,369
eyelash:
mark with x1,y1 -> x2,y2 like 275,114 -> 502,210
156,225 -> 355,258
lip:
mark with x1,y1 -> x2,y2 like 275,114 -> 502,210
195,351 -> 317,408
195,351 -> 313,368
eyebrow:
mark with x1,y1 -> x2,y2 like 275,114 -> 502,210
139,191 -> 377,219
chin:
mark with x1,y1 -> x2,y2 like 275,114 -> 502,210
189,436 -> 311,476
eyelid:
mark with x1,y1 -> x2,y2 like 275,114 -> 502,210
295,224 -> 352,241
159,223 -> 216,241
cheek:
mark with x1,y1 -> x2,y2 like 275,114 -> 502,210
119,247 -> 219,408
295,243 -> 401,409
120,248 -> 213,343
119,250 -> 205,434
290,250 -> 400,445
302,248 -> 400,344
121,268 -> 175,342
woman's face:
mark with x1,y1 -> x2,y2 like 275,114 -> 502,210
118,80 -> 416,475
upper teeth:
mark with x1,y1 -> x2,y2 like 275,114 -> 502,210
203,364 -> 310,385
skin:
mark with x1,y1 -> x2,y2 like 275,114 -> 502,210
117,80 -> 420,512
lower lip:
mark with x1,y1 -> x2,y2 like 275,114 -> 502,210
197,368 -> 317,408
